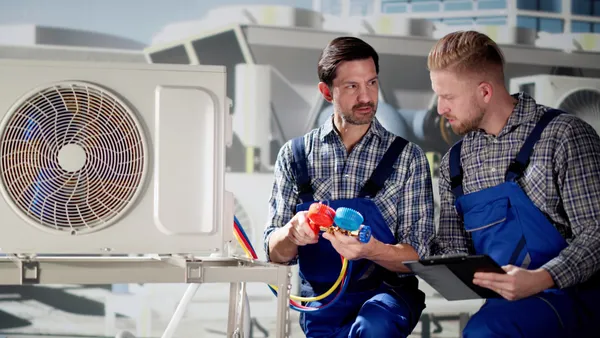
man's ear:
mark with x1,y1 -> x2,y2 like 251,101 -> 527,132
478,81 -> 493,104
318,82 -> 333,102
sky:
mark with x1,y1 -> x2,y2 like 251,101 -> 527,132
0,0 -> 313,44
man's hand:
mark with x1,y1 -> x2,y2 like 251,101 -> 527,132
285,211 -> 319,246
473,265 -> 555,301
268,211 -> 318,264
322,226 -> 376,260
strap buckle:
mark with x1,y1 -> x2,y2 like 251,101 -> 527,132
450,173 -> 463,190
507,160 -> 527,176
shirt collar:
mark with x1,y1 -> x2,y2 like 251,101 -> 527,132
320,114 -> 335,140
499,92 -> 539,136
319,114 -> 384,141
466,91 -> 540,140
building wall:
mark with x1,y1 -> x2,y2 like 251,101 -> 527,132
320,0 -> 600,34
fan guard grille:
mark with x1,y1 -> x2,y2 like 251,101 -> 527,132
558,89 -> 600,132
0,82 -> 146,235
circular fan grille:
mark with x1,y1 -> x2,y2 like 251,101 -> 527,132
558,89 -> 600,132
0,82 -> 146,235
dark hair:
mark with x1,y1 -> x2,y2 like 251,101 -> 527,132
318,36 -> 379,87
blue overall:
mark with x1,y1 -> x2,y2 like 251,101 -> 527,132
449,109 -> 600,337
291,136 -> 425,338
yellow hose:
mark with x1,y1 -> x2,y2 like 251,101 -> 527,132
233,229 -> 348,302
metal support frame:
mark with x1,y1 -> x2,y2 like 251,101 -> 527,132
0,254 -> 292,338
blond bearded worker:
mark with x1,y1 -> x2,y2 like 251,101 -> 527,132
429,30 -> 600,337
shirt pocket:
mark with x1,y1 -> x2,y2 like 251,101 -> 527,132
375,179 -> 401,204
522,164 -> 547,207
371,178 -> 401,224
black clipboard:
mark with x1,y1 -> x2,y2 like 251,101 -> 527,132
403,254 -> 506,301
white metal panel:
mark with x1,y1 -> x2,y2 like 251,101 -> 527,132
0,59 -> 231,255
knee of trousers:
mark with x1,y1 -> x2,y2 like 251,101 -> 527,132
350,304 -> 406,338
462,308 -> 511,338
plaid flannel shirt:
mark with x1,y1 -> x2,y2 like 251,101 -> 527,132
434,92 -> 600,289
263,116 -> 435,266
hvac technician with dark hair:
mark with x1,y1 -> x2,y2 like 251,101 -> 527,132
263,36 -> 435,338
430,30 -> 600,337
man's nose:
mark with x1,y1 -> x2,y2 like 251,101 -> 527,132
357,87 -> 372,103
437,99 -> 449,115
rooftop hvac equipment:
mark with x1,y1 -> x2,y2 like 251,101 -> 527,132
0,24 -> 145,50
0,58 -> 292,338
510,75 -> 600,132
0,58 -> 233,255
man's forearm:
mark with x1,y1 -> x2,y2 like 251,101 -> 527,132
268,226 -> 298,264
365,239 -> 419,273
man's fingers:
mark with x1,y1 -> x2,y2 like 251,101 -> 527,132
287,228 -> 303,246
473,271 -> 512,282
288,236 -> 302,246
290,233 -> 313,246
289,227 -> 318,246
322,233 -> 341,250
323,232 -> 341,247
487,286 -> 517,301
295,212 -> 306,226
286,212 -> 313,244
297,212 -> 312,235
335,231 -> 359,244
288,225 -> 309,245
301,223 -> 316,239
295,223 -> 315,243
295,213 -> 316,239
473,278 -> 514,292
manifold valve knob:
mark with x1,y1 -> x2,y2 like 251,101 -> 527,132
307,202 -> 336,234
334,207 -> 364,231
357,225 -> 372,243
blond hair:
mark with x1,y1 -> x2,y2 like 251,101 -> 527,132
427,30 -> 505,76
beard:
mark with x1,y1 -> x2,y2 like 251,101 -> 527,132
337,102 -> 377,125
449,106 -> 486,136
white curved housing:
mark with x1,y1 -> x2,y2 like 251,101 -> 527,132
0,58 -> 233,255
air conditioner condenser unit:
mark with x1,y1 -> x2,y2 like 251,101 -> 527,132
510,74 -> 600,132
0,59 -> 234,256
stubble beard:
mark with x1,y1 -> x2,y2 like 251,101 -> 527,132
339,102 -> 377,126
451,107 -> 486,136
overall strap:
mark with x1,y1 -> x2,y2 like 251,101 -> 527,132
291,136 -> 314,203
449,140 -> 464,197
505,109 -> 563,182
358,136 -> 409,198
